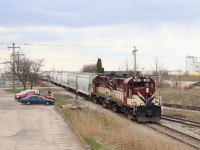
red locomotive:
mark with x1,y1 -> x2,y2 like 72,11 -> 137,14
91,75 -> 161,122
42,71 -> 162,122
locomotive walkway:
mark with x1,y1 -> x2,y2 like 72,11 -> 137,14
0,88 -> 84,150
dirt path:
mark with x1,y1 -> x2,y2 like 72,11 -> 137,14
0,88 -> 84,150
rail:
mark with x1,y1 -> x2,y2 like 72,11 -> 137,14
161,115 -> 200,128
146,123 -> 200,149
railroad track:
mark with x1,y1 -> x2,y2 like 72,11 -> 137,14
112,111 -> 200,149
161,115 -> 200,128
163,104 -> 200,111
146,123 -> 200,149
45,84 -> 200,149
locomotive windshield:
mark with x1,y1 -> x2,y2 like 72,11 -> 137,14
134,82 -> 154,88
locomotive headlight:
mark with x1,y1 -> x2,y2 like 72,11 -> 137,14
155,102 -> 159,106
146,88 -> 149,93
140,103 -> 144,106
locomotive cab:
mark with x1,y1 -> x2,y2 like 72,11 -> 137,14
92,75 -> 161,122
124,77 -> 161,122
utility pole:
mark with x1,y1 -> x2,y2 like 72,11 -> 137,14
132,46 -> 138,77
8,43 -> 20,89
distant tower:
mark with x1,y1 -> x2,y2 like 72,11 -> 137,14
185,56 -> 197,73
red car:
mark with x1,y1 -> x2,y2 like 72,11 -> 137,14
15,89 -> 55,101
35,91 -> 55,101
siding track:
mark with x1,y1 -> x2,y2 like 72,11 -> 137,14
145,123 -> 200,149
161,115 -> 200,128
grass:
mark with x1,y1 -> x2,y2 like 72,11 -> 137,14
164,75 -> 200,82
161,87 -> 200,107
54,94 -> 192,150
162,108 -> 200,122
161,87 -> 200,122
3,87 -> 60,95
54,94 -> 103,150
4,88 -> 24,93
83,136 -> 102,150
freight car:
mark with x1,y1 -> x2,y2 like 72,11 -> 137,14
42,71 -> 162,122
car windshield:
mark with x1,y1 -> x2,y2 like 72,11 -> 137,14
21,90 -> 29,94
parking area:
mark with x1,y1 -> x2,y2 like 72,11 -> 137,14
0,88 -> 84,150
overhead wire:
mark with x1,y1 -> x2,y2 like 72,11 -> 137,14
0,42 -> 195,60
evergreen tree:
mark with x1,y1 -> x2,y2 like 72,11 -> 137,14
96,58 -> 104,73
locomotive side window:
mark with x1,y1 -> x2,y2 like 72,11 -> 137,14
105,78 -> 108,83
95,79 -> 99,84
128,83 -> 132,89
124,84 -> 127,91
150,83 -> 154,88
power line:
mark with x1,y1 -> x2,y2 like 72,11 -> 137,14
24,43 -> 130,47
45,59 -> 134,62
1,42 -> 200,50
0,50 -> 188,59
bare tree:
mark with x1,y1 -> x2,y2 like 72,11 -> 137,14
8,51 -> 44,90
16,56 -> 32,90
118,60 -> 130,72
152,57 -> 168,88
28,59 -> 44,89
118,60 -> 139,77
81,64 -> 96,73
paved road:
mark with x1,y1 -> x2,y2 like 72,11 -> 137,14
0,88 -> 84,150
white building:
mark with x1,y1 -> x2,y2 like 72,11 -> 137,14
185,56 -> 200,73
194,62 -> 200,72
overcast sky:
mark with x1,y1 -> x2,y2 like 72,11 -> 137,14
0,0 -> 200,72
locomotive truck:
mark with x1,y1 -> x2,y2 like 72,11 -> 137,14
42,71 -> 162,122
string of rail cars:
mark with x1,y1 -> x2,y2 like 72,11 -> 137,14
41,71 -> 162,122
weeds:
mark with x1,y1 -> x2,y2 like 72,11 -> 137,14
161,88 -> 200,107
4,88 -> 24,93
55,94 -> 193,150
162,108 -> 200,122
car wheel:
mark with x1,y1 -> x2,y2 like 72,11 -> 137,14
45,101 -> 50,105
26,101 -> 31,105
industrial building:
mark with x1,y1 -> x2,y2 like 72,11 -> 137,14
185,56 -> 200,74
